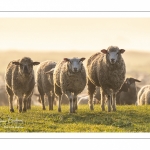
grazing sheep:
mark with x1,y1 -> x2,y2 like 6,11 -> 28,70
53,57 -> 86,113
137,85 -> 150,105
77,95 -> 98,105
116,77 -> 141,105
87,46 -> 126,112
36,60 -> 56,110
5,57 -> 40,113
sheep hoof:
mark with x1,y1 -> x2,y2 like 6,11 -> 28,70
27,106 -> 31,110
108,109 -> 111,112
58,108 -> 61,112
10,109 -> 14,112
23,108 -> 27,112
49,106 -> 53,110
90,105 -> 94,110
70,110 -> 74,113
19,109 -> 22,113
101,106 -> 105,111
112,108 -> 116,112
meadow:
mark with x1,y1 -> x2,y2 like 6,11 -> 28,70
0,105 -> 150,132
0,50 -> 150,132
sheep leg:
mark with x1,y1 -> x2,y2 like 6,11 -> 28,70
27,97 -> 31,109
40,95 -> 46,110
51,92 -> 54,110
16,98 -> 18,109
75,97 -> 78,110
6,85 -> 14,112
58,95 -> 62,112
74,93 -> 78,110
38,86 -> 46,110
87,79 -> 96,110
112,93 -> 116,111
100,89 -> 105,111
106,95 -> 111,112
47,92 -> 53,110
73,94 -> 77,112
49,91 -> 54,110
23,98 -> 27,112
66,91 -> 74,113
18,97 -> 23,113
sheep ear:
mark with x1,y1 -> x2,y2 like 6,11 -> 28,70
80,57 -> 86,62
120,49 -> 125,53
12,61 -> 20,65
125,78 -> 131,84
33,62 -> 40,66
64,58 -> 70,62
101,49 -> 107,54
132,78 -> 141,82
45,68 -> 54,75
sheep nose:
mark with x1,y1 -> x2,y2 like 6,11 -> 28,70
24,66 -> 28,72
111,59 -> 115,63
74,68 -> 77,72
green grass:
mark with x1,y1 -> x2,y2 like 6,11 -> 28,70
0,105 -> 150,132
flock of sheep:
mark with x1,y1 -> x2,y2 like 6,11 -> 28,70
4,46 -> 150,113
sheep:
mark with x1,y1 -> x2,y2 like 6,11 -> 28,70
77,95 -> 98,105
87,46 -> 126,112
77,95 -> 89,105
36,60 -> 56,110
116,77 -> 141,105
137,85 -> 150,105
53,57 -> 86,113
5,57 -> 40,113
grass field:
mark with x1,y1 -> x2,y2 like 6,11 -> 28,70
0,105 -> 150,132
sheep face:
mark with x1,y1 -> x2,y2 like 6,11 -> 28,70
127,78 -> 141,97
127,78 -> 141,85
12,57 -> 40,75
45,68 -> 54,85
101,46 -> 125,65
64,57 -> 86,73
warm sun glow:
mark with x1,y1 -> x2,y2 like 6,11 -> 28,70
0,18 -> 150,52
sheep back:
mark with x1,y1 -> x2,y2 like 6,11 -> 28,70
36,60 -> 56,93
54,60 -> 86,95
87,51 -> 126,94
5,60 -> 35,97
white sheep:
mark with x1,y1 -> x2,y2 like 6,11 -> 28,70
5,57 -> 40,112
36,60 -> 56,110
87,46 -> 126,112
137,85 -> 150,105
53,57 -> 87,113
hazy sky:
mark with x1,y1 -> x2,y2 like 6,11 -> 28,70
0,18 -> 150,52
